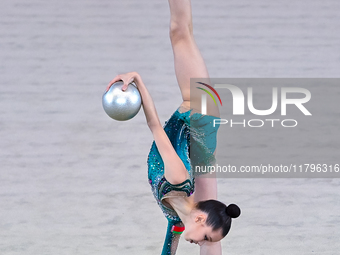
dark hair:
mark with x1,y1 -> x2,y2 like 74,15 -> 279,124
196,200 -> 240,237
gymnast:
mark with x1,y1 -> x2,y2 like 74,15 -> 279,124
107,0 -> 240,254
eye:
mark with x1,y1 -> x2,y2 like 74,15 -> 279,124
204,235 -> 208,241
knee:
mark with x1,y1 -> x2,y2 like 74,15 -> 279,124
169,21 -> 193,43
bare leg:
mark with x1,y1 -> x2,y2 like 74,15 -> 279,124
168,0 -> 222,254
194,175 -> 222,255
168,0 -> 209,109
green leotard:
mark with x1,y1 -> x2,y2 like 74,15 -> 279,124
147,108 -> 219,255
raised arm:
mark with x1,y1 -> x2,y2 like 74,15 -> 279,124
107,72 -> 189,184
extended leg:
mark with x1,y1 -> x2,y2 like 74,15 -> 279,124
194,176 -> 222,255
168,0 -> 222,254
168,0 -> 209,107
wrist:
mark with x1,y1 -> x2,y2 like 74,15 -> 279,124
130,71 -> 139,79
133,73 -> 144,88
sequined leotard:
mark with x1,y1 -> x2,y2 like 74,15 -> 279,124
147,108 -> 219,255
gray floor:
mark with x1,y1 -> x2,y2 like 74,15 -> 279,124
1,0 -> 339,254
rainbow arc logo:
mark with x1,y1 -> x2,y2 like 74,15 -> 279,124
196,82 -> 222,106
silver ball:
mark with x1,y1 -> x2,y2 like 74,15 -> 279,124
102,81 -> 142,121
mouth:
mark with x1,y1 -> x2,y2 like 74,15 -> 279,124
189,240 -> 197,245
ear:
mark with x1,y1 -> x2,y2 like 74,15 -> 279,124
195,214 -> 207,225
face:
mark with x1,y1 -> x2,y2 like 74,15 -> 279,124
184,212 -> 223,246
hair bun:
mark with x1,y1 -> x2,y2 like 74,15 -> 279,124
226,204 -> 241,218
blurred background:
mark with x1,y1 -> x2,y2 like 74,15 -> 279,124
0,0 -> 339,254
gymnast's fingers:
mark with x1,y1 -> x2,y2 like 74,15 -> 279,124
105,75 -> 121,92
122,76 -> 135,91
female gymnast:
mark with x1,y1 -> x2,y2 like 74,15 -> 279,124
107,0 -> 240,254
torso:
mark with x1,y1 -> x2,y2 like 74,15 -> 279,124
147,107 -> 220,223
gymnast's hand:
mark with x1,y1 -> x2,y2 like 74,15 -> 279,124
107,72 -> 160,129
106,71 -> 140,92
